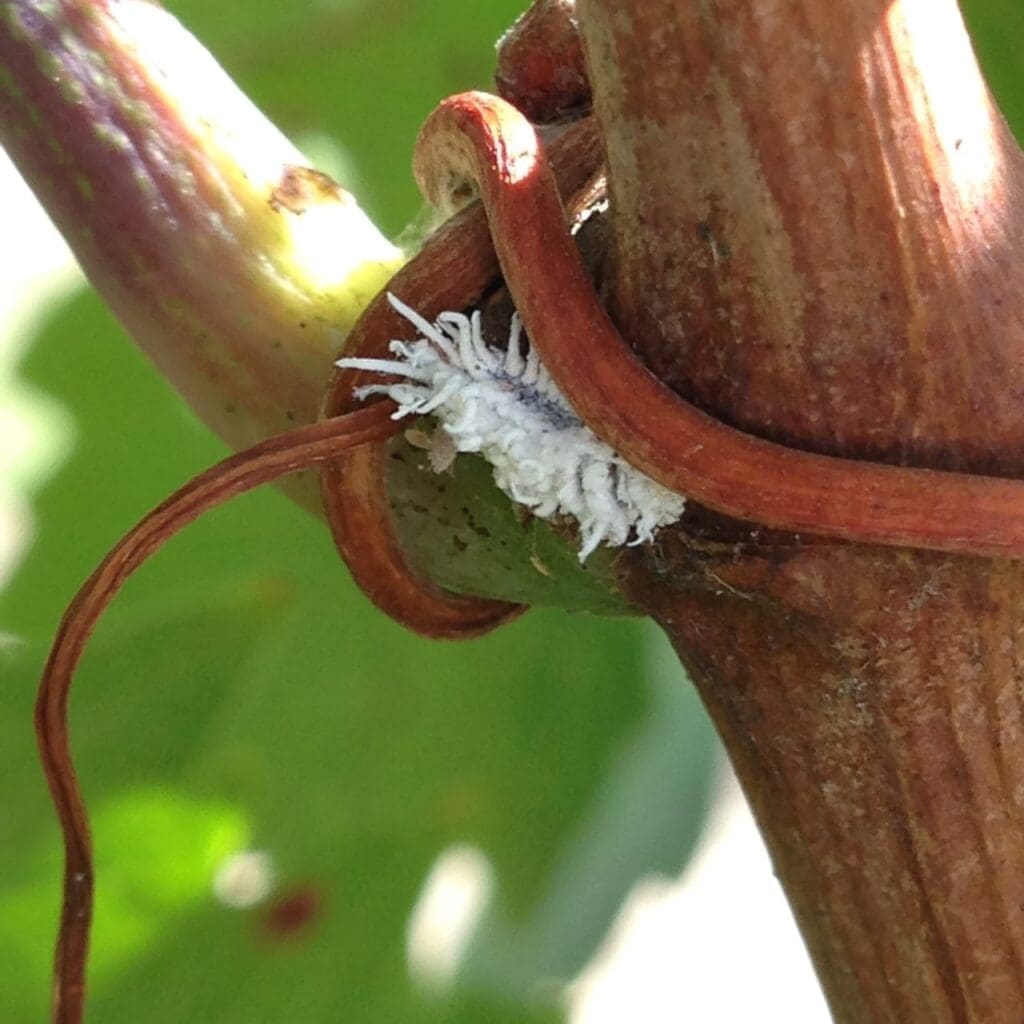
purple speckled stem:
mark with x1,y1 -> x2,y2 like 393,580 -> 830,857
0,0 -> 400,452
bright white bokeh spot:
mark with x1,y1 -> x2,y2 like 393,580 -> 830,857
0,147 -> 80,588
569,767 -> 828,1023
212,849 -> 276,910
406,844 -> 495,994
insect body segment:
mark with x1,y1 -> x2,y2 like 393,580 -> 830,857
339,294 -> 686,560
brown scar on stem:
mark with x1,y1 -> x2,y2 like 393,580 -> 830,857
269,165 -> 353,214
530,553 -> 554,577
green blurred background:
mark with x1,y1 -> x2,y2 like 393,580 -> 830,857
1,1 -> 1023,1021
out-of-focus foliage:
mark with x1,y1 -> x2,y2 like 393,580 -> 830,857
0,2 -> 717,1021
963,0 -> 1024,138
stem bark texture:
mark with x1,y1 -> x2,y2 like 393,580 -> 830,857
579,1 -> 1024,1019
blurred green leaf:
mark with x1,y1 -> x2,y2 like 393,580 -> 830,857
8,0 -> 1022,1016
963,0 -> 1024,140
459,631 -> 714,998
10,0 -> 1020,1019
0,591 -> 270,1021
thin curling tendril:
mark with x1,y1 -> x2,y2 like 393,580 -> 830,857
412,91 -> 1024,561
36,405 -> 398,1024
41,73 -> 1024,1024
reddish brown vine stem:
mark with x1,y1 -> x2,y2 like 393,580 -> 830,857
36,404 -> 398,1024
412,91 -> 1024,560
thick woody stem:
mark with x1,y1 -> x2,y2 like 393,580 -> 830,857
582,0 -> 1024,471
579,1 -> 1024,1021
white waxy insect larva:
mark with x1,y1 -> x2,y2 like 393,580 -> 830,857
344,357 -> 433,383
415,375 -> 464,416
337,293 -> 686,562
520,345 -> 542,388
388,292 -> 451,353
